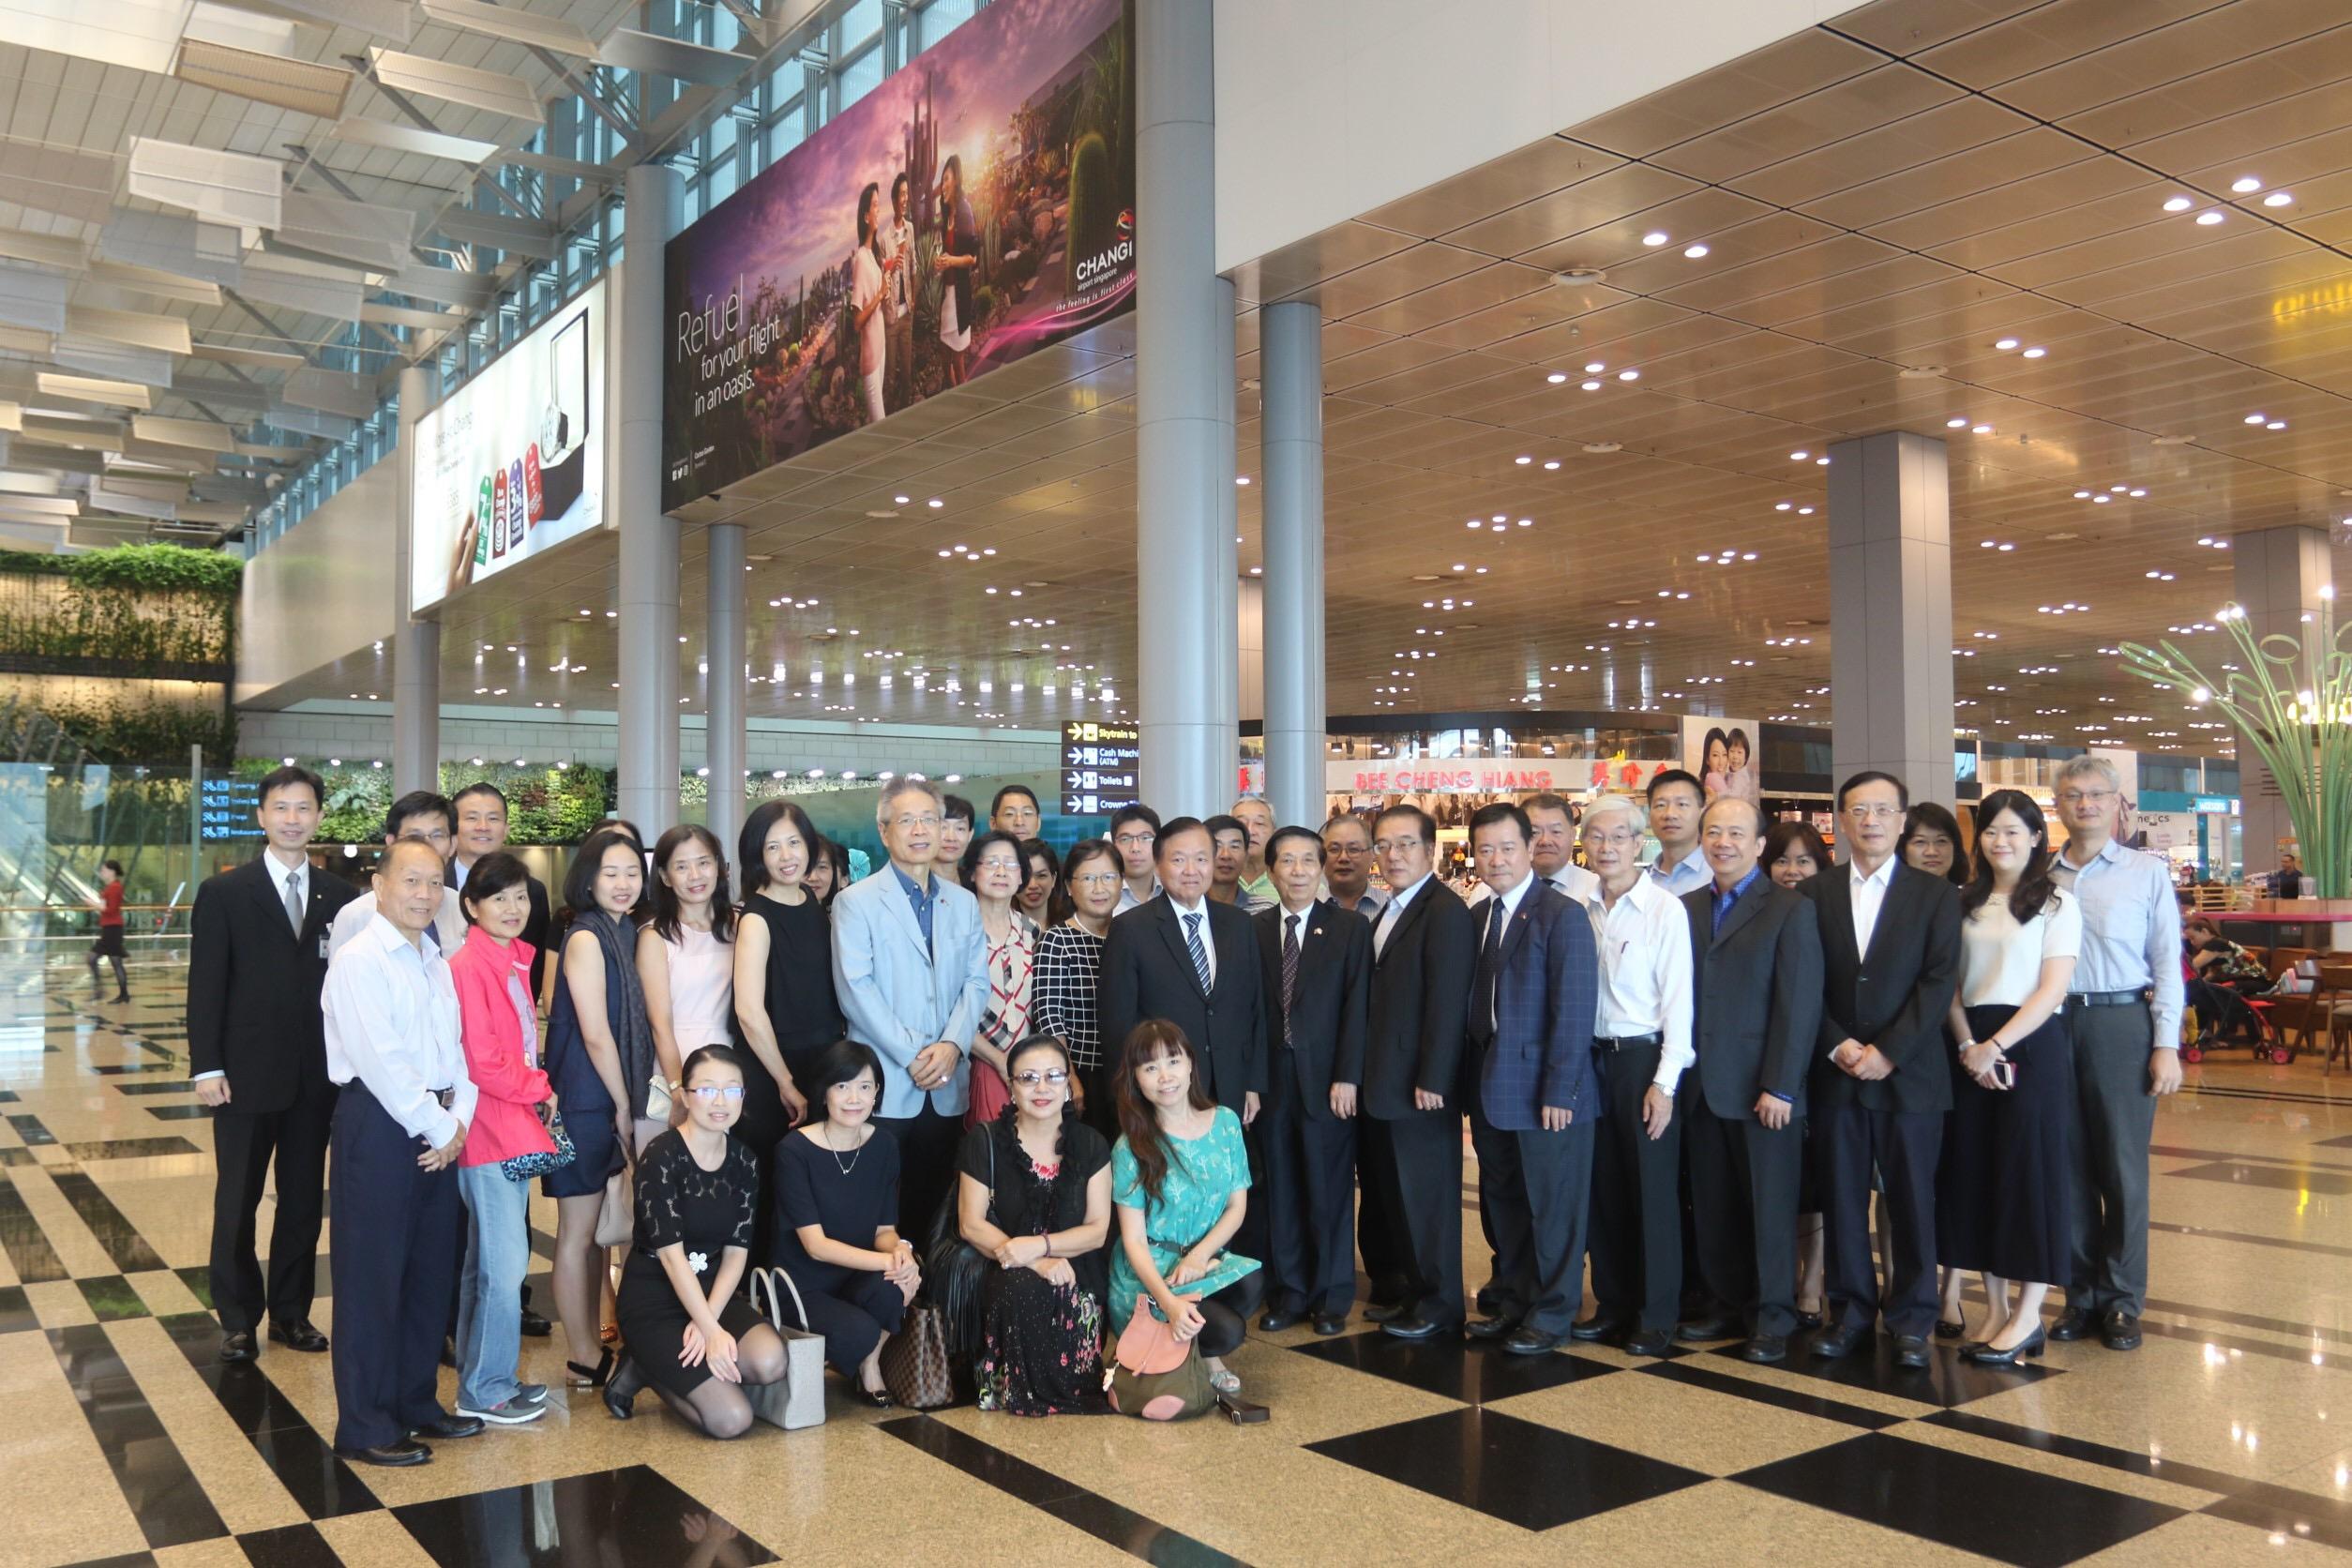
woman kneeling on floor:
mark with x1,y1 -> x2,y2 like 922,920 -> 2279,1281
603,1045 -> 789,1435
957,1034 -> 1113,1413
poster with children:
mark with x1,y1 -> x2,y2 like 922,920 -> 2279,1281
1681,716 -> 1761,808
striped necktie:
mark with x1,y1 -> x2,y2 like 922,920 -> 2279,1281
1182,911 -> 1212,992
1281,912 -> 1301,1046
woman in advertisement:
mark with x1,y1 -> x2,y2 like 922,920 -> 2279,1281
852,182 -> 889,426
936,154 -> 981,387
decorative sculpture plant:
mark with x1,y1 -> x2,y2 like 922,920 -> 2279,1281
2119,588 -> 2348,898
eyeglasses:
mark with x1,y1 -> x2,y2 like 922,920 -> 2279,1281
891,812 -> 942,831
1011,1069 -> 1069,1087
1845,804 -> 1902,822
1112,831 -> 1155,848
1074,871 -> 1121,887
688,1084 -> 745,1102
1582,830 -> 1639,848
2057,789 -> 2118,806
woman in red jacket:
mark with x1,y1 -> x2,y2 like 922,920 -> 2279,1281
450,852 -> 559,1425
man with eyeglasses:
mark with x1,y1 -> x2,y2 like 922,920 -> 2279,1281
2046,755 -> 2181,1353
1109,804 -> 1162,912
1802,771 -> 1960,1367
831,778 -> 989,1236
1320,813 -> 1385,918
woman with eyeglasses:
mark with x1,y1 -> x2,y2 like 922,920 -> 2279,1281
959,829 -> 1039,1127
601,1046 -> 788,1436
1033,838 -> 1122,1134
770,1040 -> 920,1405
1938,790 -> 2079,1365
956,1035 -> 1112,1414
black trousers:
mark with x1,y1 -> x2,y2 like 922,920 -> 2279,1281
1687,1097 -> 1804,1337
875,1099 -> 962,1242
1586,1043 -> 1683,1331
328,1084 -> 460,1452
1260,1074 -> 1358,1316
1195,1270 -> 1267,1359
1365,1109 -> 1464,1327
208,1080 -> 336,1334
1814,1100 -> 1940,1337
1476,1116 -> 1595,1334
1356,1136 -> 1410,1305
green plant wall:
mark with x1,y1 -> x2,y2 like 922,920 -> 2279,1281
238,758 -> 611,845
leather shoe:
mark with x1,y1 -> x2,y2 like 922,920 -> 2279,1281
1502,1326 -> 1565,1356
1935,1319 -> 1966,1341
267,1319 -> 328,1353
1892,1334 -> 1930,1369
1810,1324 -> 1863,1359
219,1331 -> 257,1364
519,1305 -> 552,1338
336,1439 -> 430,1468
1311,1313 -> 1348,1337
1676,1315 -> 1740,1341
1568,1316 -> 1626,1343
2048,1305 -> 2094,1342
1381,1315 -> 1454,1341
1258,1308 -> 1305,1334
1363,1301 -> 1410,1324
1622,1329 -> 1674,1358
1473,1285 -> 1500,1315
1465,1315 -> 1518,1341
2101,1311 -> 2142,1351
1741,1334 -> 1787,1364
406,1414 -> 484,1441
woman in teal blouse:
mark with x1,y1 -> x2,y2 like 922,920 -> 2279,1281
1109,1020 -> 1262,1395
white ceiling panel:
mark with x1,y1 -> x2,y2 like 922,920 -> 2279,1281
126,138 -> 283,230
369,46 -> 541,124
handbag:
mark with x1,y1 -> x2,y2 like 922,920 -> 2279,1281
500,1103 -> 577,1183
745,1267 -> 828,1430
645,1071 -> 672,1124
1107,1297 -> 1213,1421
594,1164 -> 634,1247
879,1297 -> 957,1409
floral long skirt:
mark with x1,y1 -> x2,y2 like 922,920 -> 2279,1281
975,1266 -> 1108,1416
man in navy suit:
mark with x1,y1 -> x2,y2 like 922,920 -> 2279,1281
1463,803 -> 1603,1355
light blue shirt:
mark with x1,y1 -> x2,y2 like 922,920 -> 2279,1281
1647,850 -> 1710,898
2051,837 -> 2183,1049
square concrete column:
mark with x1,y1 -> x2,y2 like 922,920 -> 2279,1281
1827,430 -> 1954,808
2231,525 -> 2333,870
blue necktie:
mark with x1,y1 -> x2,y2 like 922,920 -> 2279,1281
1183,911 -> 1212,992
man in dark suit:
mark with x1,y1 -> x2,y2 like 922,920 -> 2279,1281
188,764 -> 362,1364
1357,804 -> 1476,1340
1099,815 -> 1267,1118
1683,796 -> 1823,1364
1803,771 -> 1962,1367
1253,825 -> 1371,1336
1463,803 -> 1602,1355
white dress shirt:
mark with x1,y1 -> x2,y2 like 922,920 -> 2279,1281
1166,894 -> 1216,987
328,883 -> 465,961
1849,855 -> 1896,957
324,912 -> 475,1148
1583,875 -> 1695,1092
1373,873 -> 1431,959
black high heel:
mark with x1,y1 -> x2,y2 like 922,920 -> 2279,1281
565,1349 -> 612,1390
1962,1327 -> 2046,1365
602,1355 -> 643,1419
858,1379 -> 895,1409
1936,1319 -> 1966,1341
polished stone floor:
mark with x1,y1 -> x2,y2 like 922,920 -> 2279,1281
3,959 -> 2350,1566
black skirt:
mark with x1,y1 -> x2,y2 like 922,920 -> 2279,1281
1936,1003 -> 2075,1284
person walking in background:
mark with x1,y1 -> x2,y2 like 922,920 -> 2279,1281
90,858 -> 128,1002
1034,838 -> 1121,1134
189,765 -> 359,1365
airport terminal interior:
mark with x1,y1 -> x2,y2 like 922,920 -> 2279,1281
3,0 -> 2352,1561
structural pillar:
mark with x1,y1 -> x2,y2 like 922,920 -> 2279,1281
706,522 -> 746,858
1135,0 -> 1236,819
617,161 -> 686,831
2232,525 -> 2333,872
1260,299 -> 1325,832
1826,430 -> 1954,807
391,361 -> 439,796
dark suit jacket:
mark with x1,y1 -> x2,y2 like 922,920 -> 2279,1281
1802,861 -> 1961,1115
1682,877 -> 1825,1120
1099,897 -> 1268,1104
1254,897 -> 1371,1121
187,854 -> 362,1115
1476,883 -> 1602,1132
523,873 -> 553,996
1361,879 -> 1477,1122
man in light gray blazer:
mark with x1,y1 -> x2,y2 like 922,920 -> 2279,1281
832,777 -> 989,1235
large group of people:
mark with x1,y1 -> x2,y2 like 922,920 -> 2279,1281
184,755 -> 2180,1462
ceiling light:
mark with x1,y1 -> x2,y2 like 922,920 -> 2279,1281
1946,416 -> 1967,429
927,497 -> 943,507
2263,190 -> 2293,207
1994,338 -> 2019,351
2195,210 -> 2224,225
2232,175 -> 2263,193
1682,243 -> 1709,258
2022,346 -> 2046,358
1580,380 -> 1602,391
1583,361 -> 1605,374
1546,371 -> 1567,384
1618,369 -> 1639,382
1641,231 -> 1668,247
1972,424 -> 1992,434
1775,502 -> 1792,511
1790,450 -> 1809,461
1234,475 -> 1250,485
1543,460 -> 1560,471
2074,490 -> 2091,499
1515,455 -> 1531,464
2268,420 -> 2286,430
2163,196 -> 2194,213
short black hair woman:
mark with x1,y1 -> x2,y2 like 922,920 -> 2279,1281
1899,802 -> 1968,886
956,1035 -> 1113,1414
602,1046 -> 790,1436
1109,1020 -> 1262,1396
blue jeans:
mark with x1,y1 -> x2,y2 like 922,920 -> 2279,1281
456,1162 -> 531,1411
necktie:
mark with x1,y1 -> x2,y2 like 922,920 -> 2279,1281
1182,911 -> 1211,993
1470,897 -> 1505,1045
283,870 -> 305,938
1280,912 -> 1301,1046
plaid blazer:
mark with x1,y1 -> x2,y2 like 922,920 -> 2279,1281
1474,882 -> 1603,1132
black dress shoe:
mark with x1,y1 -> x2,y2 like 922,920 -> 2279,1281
1473,1285 -> 1500,1316
1465,1316 -> 1518,1341
1258,1308 -> 1305,1334
1810,1324 -> 1863,1359
1963,1327 -> 2046,1365
1569,1316 -> 1626,1343
1796,1309 -> 1824,1331
2101,1311 -> 2142,1351
336,1439 -> 430,1468
1741,1334 -> 1787,1364
2048,1305 -> 2094,1342
219,1331 -> 258,1364
1622,1328 -> 1674,1358
1675,1315 -> 1740,1341
1502,1326 -> 1564,1356
406,1414 -> 485,1440
1935,1319 -> 1966,1341
267,1319 -> 328,1353
1363,1301 -> 1409,1324
519,1305 -> 552,1338
1311,1313 -> 1348,1337
603,1355 -> 644,1421
1892,1334 -> 1930,1369
1381,1315 -> 1454,1341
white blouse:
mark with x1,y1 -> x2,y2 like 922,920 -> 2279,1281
1958,887 -> 2081,1008
663,923 -> 735,1048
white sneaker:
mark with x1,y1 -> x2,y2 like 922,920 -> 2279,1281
458,1397 -> 547,1425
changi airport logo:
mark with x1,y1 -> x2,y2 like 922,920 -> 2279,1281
1073,209 -> 1136,301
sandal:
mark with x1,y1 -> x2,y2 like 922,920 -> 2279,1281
565,1349 -> 613,1390
1207,1368 -> 1240,1395
598,1321 -> 621,1348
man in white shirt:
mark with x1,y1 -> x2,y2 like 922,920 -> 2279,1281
1569,794 -> 1693,1356
328,792 -> 465,958
323,838 -> 480,1467
1110,804 -> 1162,912
1645,770 -> 1711,897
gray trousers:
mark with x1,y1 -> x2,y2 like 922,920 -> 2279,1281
2063,1000 -> 2157,1317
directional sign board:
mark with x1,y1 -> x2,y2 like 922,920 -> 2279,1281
1060,720 -> 1139,816
199,776 -> 264,842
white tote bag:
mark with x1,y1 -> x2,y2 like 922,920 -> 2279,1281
746,1266 -> 828,1430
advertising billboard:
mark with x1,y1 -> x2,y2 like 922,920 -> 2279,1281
412,278 -> 606,612
1681,716 -> 1762,809
661,0 -> 1135,511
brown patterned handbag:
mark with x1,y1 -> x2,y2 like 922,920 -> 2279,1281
879,1297 -> 957,1409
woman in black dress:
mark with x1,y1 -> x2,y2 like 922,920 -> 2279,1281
602,1047 -> 788,1437
957,1036 -> 1112,1415
772,1040 -> 920,1404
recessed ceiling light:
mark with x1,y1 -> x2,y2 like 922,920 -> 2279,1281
2163,196 -> 2194,213
1641,231 -> 1669,247
2245,413 -> 2266,424
1581,379 -> 1602,391
1946,416 -> 1967,429
1584,362 -> 1606,373
1994,338 -> 2020,351
1235,475 -> 1250,485
1682,243 -> 1709,258
927,497 -> 943,507
1618,369 -> 1639,381
2232,175 -> 2263,193
1972,424 -> 1992,434
1515,455 -> 1531,464
2268,419 -> 2286,430
1542,459 -> 1560,470
894,494 -> 910,505
1546,371 -> 1568,384
2264,190 -> 2293,207
1790,450 -> 1809,460
2022,346 -> 2046,359
2195,210 -> 2224,225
